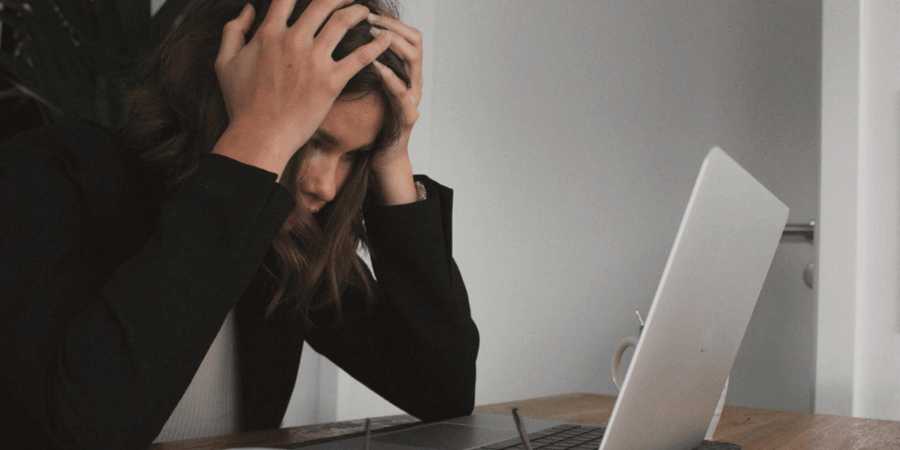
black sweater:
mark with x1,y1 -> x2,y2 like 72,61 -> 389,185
0,121 -> 479,450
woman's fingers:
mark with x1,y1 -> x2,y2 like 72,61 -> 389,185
368,15 -> 423,95
290,0 -> 355,38
313,4 -> 371,56
368,13 -> 422,48
373,59 -> 407,97
262,0 -> 300,28
215,4 -> 255,72
373,58 -> 420,130
374,30 -> 421,87
287,1 -> 387,83
333,30 -> 392,82
213,0 -> 400,173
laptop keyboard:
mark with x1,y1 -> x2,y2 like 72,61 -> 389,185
478,424 -> 606,450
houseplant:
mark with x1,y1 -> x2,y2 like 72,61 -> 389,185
0,0 -> 188,129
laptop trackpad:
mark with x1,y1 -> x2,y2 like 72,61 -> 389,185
373,422 -> 515,450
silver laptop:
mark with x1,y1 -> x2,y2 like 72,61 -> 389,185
289,148 -> 789,450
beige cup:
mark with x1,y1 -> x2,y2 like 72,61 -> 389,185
610,336 -> 637,391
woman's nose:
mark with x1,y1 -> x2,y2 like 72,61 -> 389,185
303,153 -> 340,203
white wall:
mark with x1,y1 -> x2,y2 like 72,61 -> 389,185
817,0 -> 900,420
426,0 -> 820,411
285,0 -> 823,425
853,0 -> 900,420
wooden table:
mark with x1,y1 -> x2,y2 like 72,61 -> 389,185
148,393 -> 900,450
476,394 -> 900,450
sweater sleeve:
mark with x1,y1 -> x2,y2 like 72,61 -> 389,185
304,176 -> 479,420
0,125 -> 295,450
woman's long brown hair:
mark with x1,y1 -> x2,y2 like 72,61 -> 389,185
119,0 -> 410,321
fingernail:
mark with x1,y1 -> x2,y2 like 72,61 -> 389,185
372,60 -> 389,74
367,13 -> 378,24
370,27 -> 383,37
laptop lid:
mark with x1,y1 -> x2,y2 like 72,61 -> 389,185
598,147 -> 788,450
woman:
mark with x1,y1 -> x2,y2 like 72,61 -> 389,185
0,0 -> 478,448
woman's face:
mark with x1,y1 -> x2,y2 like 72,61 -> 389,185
297,94 -> 384,213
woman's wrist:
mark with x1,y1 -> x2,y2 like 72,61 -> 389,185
212,122 -> 300,180
372,156 -> 418,206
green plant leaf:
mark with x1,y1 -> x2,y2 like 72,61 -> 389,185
0,74 -> 63,115
21,5 -> 93,111
0,87 -> 27,102
1,0 -> 188,126
0,0 -> 27,10
39,0 -> 97,43
0,7 -> 29,32
2,5 -> 82,121
0,50 -> 57,117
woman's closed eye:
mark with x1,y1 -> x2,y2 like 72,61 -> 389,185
306,136 -> 326,151
342,148 -> 371,162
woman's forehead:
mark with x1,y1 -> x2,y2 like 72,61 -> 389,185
317,95 -> 385,151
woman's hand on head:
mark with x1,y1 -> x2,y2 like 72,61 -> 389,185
212,0 -> 392,179
367,13 -> 424,205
